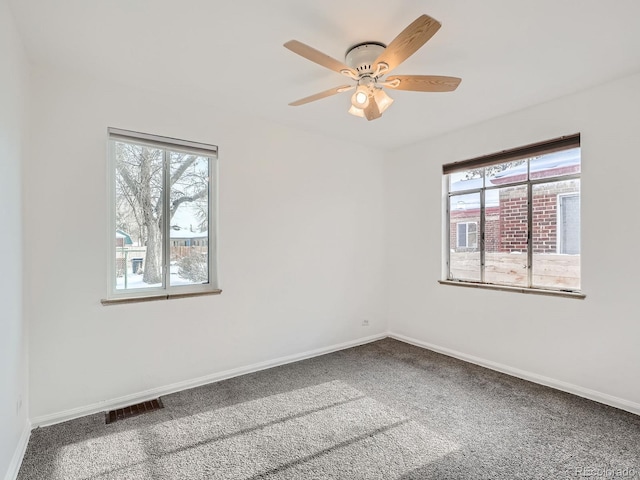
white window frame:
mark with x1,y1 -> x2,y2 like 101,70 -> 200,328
104,128 -> 220,304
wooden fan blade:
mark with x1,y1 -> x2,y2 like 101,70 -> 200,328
289,85 -> 354,106
284,40 -> 356,76
385,75 -> 461,92
363,100 -> 382,121
374,15 -> 441,74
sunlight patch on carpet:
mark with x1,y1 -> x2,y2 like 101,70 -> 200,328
30,381 -> 459,480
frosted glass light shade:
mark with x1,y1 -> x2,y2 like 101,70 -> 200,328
348,105 -> 365,117
373,89 -> 394,113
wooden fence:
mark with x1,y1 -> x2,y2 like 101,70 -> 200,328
450,252 -> 580,289
170,246 -> 207,260
116,246 -> 207,277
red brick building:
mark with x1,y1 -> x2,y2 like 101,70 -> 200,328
450,150 -> 580,255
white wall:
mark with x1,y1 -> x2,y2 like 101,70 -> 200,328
25,67 -> 387,421
386,72 -> 640,412
0,0 -> 29,478
18,30 -> 640,440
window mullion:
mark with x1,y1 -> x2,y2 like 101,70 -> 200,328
446,195 -> 451,280
527,180 -> 533,288
480,188 -> 486,283
163,150 -> 170,290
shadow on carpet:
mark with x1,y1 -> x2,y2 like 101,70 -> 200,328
17,339 -> 640,479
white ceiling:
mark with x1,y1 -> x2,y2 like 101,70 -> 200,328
9,0 -> 640,150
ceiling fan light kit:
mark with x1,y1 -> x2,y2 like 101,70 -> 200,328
351,87 -> 370,109
347,104 -> 365,118
373,88 -> 394,112
284,14 -> 461,121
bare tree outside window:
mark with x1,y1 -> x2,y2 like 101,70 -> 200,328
108,129 -> 217,298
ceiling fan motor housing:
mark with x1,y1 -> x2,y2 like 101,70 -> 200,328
345,42 -> 386,76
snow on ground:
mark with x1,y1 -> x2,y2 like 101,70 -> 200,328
116,264 -> 201,290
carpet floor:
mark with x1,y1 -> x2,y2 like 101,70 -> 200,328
17,339 -> 640,479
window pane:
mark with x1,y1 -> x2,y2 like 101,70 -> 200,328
485,160 -> 528,186
449,193 -> 481,282
169,152 -> 210,286
484,185 -> 528,286
449,170 -> 483,192
532,179 -> 580,290
457,223 -> 467,247
530,147 -> 580,180
114,141 -> 164,291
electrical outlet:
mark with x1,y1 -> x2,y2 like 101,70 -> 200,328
361,319 -> 370,326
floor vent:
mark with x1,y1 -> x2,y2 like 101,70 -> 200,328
105,398 -> 164,424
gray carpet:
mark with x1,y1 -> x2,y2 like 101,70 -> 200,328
17,339 -> 640,479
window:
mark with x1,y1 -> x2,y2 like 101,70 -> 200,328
558,193 -> 580,255
443,134 -> 581,295
457,222 -> 478,249
105,128 -> 219,303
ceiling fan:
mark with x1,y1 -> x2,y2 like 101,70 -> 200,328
284,14 -> 461,121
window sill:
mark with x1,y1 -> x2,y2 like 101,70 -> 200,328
101,289 -> 222,306
438,280 -> 585,299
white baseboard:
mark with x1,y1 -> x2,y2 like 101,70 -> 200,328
389,332 -> 640,417
31,333 -> 387,428
4,420 -> 31,480
30,330 -> 639,429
